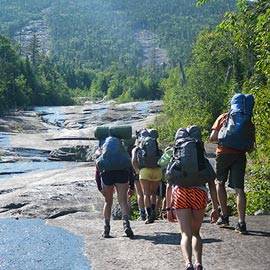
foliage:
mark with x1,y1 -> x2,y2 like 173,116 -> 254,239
0,0 -> 235,104
159,0 -> 270,215
246,164 -> 270,215
129,194 -> 140,220
0,35 -> 72,113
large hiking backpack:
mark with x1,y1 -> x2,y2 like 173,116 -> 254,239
136,128 -> 161,169
96,136 -> 132,173
218,93 -> 255,151
166,126 -> 216,187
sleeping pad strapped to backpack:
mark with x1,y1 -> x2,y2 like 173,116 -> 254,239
218,93 -> 255,151
96,136 -> 132,173
166,126 -> 216,187
136,129 -> 161,169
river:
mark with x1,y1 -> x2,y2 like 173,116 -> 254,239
0,100 -> 162,270
0,100 -> 162,180
0,218 -> 90,270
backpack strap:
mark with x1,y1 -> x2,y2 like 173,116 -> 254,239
243,94 -> 246,115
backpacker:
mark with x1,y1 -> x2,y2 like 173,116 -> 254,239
96,136 -> 132,173
218,93 -> 255,151
166,126 -> 216,187
136,128 -> 161,169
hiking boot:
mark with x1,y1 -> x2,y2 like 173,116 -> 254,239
185,263 -> 194,270
145,213 -> 155,224
145,217 -> 155,224
102,225 -> 110,238
194,263 -> 203,270
123,220 -> 134,238
216,215 -> 229,227
124,226 -> 134,238
235,221 -> 247,234
137,214 -> 146,221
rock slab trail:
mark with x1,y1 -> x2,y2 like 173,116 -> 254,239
0,100 -> 269,270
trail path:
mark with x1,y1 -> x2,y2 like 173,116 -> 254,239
0,100 -> 269,270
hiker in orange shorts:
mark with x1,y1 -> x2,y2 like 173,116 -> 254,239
166,126 -> 219,270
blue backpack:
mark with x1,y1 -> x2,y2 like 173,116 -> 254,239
218,93 -> 255,151
96,136 -> 132,173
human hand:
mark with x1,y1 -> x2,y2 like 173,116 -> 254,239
210,209 -> 219,223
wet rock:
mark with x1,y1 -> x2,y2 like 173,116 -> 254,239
2,203 -> 27,210
254,209 -> 270,216
48,208 -> 80,219
49,145 -> 95,162
0,188 -> 19,195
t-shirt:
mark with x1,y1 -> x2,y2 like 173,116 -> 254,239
211,113 -> 245,155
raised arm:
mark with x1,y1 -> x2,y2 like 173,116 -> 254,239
209,113 -> 227,143
209,129 -> 219,143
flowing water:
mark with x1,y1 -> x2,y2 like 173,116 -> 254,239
0,218 -> 91,270
0,101 -> 159,180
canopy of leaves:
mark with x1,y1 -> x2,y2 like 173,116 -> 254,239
159,0 -> 270,213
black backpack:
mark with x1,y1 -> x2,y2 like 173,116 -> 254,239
166,126 -> 216,187
136,129 -> 161,169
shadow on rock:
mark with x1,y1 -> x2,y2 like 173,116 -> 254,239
134,232 -> 180,245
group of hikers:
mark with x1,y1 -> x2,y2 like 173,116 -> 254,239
94,93 -> 255,270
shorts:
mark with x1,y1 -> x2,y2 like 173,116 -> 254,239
172,187 -> 207,210
100,170 -> 129,186
216,153 -> 246,189
139,167 -> 162,182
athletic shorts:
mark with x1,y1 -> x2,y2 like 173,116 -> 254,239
172,187 -> 208,210
216,153 -> 246,189
100,170 -> 129,186
139,167 -> 162,182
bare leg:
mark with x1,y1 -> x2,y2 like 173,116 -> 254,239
102,185 -> 114,221
101,184 -> 114,237
115,182 -> 134,237
235,188 -> 246,222
216,181 -> 228,216
191,209 -> 205,266
115,182 -> 129,217
140,179 -> 155,223
175,209 -> 193,266
150,181 -> 160,217
135,180 -> 145,209
135,180 -> 146,219
140,179 -> 151,209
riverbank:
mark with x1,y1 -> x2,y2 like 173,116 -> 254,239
0,100 -> 269,270
1,161 -> 269,270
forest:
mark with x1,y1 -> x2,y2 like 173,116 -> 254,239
0,0 -> 235,111
159,0 -> 270,213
